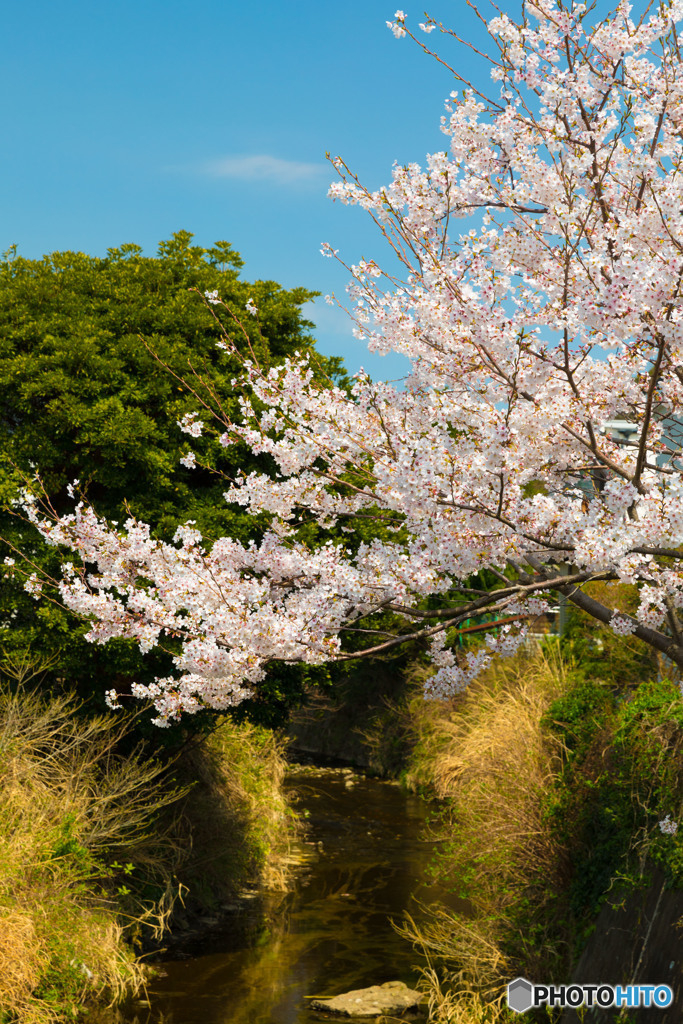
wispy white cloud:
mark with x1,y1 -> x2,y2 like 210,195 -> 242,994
201,154 -> 326,186
301,299 -> 353,336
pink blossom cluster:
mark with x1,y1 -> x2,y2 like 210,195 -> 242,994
15,1 -> 683,720
659,815 -> 679,835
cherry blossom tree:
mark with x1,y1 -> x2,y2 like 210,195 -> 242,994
11,0 -> 683,723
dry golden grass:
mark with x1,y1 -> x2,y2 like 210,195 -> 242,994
404,644 -> 571,1023
0,910 -> 54,1024
0,657 -> 299,1023
0,683 -> 162,1021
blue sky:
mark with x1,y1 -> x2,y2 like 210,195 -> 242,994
1,0 -> 488,379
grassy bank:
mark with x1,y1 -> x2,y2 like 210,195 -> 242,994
0,674 -> 296,1023
403,607 -> 683,1023
404,647 -> 569,1023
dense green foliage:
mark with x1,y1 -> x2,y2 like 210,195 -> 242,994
538,584 -> 680,927
544,674 -> 683,930
0,232 -> 344,724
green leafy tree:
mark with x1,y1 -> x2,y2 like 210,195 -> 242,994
0,231 -> 344,724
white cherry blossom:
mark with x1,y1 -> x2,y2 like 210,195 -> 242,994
14,1 -> 683,722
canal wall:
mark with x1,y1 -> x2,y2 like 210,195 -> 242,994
560,869 -> 683,1023
285,659 -> 416,774
286,692 -> 380,769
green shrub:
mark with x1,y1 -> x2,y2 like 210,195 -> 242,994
543,674 -> 683,930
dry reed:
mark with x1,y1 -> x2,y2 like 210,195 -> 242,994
0,654 -> 299,1023
403,644 -> 571,1023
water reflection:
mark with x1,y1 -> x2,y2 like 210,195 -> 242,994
111,768 -> 444,1024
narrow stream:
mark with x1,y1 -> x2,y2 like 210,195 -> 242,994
116,766 -> 447,1024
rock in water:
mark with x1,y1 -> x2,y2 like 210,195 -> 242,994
310,980 -> 424,1017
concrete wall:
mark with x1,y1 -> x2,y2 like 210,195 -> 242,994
560,870 -> 683,1023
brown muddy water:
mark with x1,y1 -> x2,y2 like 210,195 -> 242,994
108,766 -> 454,1024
